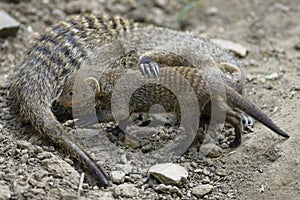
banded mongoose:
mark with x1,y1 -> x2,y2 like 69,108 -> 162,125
58,66 -> 289,155
10,13 -> 254,186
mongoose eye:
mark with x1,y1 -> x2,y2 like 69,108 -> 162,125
69,91 -> 73,96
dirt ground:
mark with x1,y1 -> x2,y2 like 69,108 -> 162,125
0,0 -> 299,199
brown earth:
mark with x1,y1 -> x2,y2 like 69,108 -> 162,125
0,0 -> 299,199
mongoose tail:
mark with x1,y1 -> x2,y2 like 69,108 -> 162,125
30,104 -> 111,187
225,86 -> 290,139
10,82 -> 111,185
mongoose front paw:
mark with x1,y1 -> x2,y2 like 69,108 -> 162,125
139,56 -> 160,78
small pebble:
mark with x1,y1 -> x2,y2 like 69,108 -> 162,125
111,171 -> 126,184
154,184 -> 183,197
114,183 -> 139,198
211,38 -> 248,57
0,181 -> 11,199
265,72 -> 279,80
115,163 -> 133,175
0,11 -> 20,37
294,41 -> 300,50
149,163 -> 188,186
202,177 -> 210,184
192,184 -> 214,198
216,168 -> 227,176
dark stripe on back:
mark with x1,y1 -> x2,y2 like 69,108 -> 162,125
109,16 -> 117,29
84,15 -> 95,29
33,44 -> 52,57
39,33 -> 59,45
118,18 -> 127,31
52,24 -> 69,34
96,16 -> 108,30
67,19 -> 84,32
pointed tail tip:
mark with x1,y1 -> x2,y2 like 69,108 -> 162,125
277,129 -> 290,138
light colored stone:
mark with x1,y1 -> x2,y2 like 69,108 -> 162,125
216,168 -> 227,176
206,6 -> 219,15
149,163 -> 188,185
96,191 -> 114,200
111,171 -> 126,184
192,184 -> 214,198
0,11 -> 20,37
115,163 -> 133,175
60,193 -> 79,200
16,140 -> 32,149
211,38 -> 248,57
154,184 -> 183,196
198,143 -> 222,158
0,182 -> 11,200
114,183 -> 139,198
265,72 -> 279,80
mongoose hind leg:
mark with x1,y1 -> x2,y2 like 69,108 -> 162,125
225,109 -> 243,148
207,98 -> 243,148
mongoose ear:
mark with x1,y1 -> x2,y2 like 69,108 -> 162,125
85,77 -> 101,96
219,62 -> 241,74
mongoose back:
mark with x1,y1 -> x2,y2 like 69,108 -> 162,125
58,66 -> 289,154
10,13 -> 249,186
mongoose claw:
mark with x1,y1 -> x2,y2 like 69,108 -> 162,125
240,112 -> 255,131
139,56 -> 160,78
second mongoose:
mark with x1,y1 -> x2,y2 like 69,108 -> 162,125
58,66 -> 289,155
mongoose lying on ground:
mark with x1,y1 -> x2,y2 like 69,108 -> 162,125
9,13 -> 259,186
58,66 -> 289,156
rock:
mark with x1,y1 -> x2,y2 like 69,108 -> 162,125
17,140 -> 32,150
211,38 -> 248,57
202,168 -> 211,176
294,41 -> 300,50
0,181 -> 11,200
41,157 -> 80,185
123,134 -> 140,149
148,163 -> 188,185
194,168 -> 202,173
201,177 -> 210,184
36,152 -> 53,160
111,171 -> 126,184
114,183 -> 139,198
274,2 -> 290,12
216,168 -> 227,176
115,163 -> 133,175
192,184 -> 214,198
291,85 -> 300,91
155,0 -> 168,7
63,1 -> 95,14
30,188 -> 45,195
206,7 -> 219,16
198,143 -> 223,158
265,72 -> 279,80
0,11 -> 20,37
95,192 -> 114,200
120,154 -> 127,164
60,193 -> 79,200
154,184 -> 183,197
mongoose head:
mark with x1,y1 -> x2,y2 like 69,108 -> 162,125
57,75 -> 101,107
